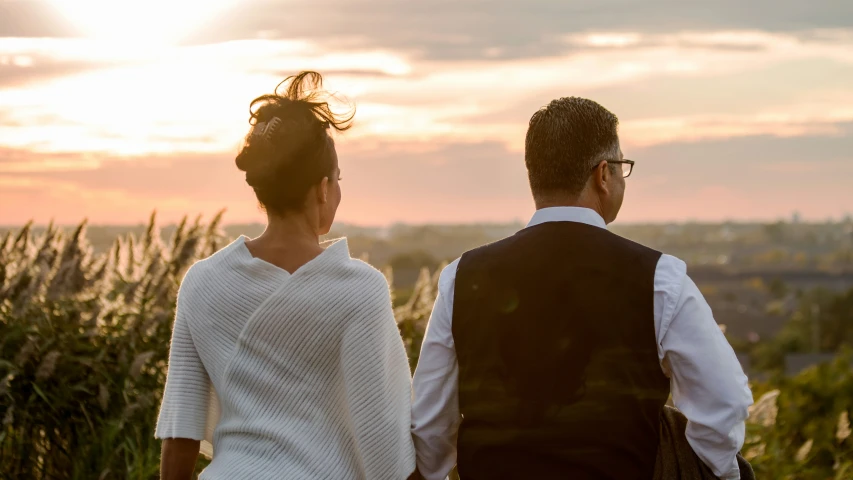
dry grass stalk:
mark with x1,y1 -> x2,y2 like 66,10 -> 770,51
35,351 -> 61,381
748,389 -> 780,427
2,405 -> 13,426
795,438 -> 813,462
129,351 -> 156,380
98,384 -> 109,411
838,410 -> 851,443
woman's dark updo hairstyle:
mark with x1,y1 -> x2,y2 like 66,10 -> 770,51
236,71 -> 354,215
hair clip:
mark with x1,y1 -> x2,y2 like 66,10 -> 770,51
251,116 -> 283,143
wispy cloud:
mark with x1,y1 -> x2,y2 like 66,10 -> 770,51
623,99 -> 853,146
2,28 -> 852,157
184,0 -> 853,60
0,0 -> 78,38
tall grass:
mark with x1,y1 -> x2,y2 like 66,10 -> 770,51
0,214 -> 223,479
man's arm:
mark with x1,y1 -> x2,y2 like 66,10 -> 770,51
411,260 -> 462,480
656,255 -> 753,480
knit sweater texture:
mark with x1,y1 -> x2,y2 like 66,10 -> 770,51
155,236 -> 416,479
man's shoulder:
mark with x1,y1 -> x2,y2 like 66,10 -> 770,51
600,228 -> 663,258
653,253 -> 689,292
460,234 -> 515,258
437,258 -> 462,293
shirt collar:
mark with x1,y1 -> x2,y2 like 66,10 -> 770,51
526,207 -> 607,230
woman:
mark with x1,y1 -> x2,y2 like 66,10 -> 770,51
155,72 -> 416,479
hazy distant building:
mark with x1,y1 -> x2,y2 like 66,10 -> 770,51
784,353 -> 838,376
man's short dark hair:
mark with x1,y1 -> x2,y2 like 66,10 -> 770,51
524,97 -> 620,198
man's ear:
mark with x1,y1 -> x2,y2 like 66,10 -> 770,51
593,160 -> 610,194
317,177 -> 330,204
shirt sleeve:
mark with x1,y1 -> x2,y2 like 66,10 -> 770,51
411,259 -> 461,480
341,272 -> 416,480
655,255 -> 754,480
155,280 -> 212,440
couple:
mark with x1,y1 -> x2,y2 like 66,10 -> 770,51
155,71 -> 753,480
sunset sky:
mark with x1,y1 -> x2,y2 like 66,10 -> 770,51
1,0 -> 852,226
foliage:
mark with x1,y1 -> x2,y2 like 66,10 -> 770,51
0,216 -> 850,479
751,288 -> 853,372
394,266 -> 443,372
744,352 -> 853,479
0,214 -> 223,479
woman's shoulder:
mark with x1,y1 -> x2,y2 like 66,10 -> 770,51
321,238 -> 386,284
342,257 -> 389,289
332,261 -> 395,326
319,257 -> 391,309
178,238 -> 245,292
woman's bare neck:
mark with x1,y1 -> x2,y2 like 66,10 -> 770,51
244,214 -> 324,274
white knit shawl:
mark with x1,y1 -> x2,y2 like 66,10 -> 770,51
155,237 -> 416,479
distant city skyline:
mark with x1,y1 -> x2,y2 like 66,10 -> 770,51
2,0 -> 853,225
4,210 -> 853,229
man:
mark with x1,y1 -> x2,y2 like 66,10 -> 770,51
410,97 -> 753,479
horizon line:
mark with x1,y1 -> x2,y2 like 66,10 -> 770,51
3,215 -> 853,230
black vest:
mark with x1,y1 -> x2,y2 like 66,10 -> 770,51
452,221 -> 670,479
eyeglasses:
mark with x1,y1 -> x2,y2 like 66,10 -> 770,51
591,159 -> 635,178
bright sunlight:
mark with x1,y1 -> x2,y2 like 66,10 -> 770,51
47,0 -> 238,47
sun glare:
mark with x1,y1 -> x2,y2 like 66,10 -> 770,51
48,0 -> 237,48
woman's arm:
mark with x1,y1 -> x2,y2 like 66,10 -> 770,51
161,438 -> 200,480
341,270 -> 417,479
155,272 -> 213,476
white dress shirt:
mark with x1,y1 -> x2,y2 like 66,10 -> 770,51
411,207 -> 753,480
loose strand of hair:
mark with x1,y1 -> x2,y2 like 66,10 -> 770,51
247,72 -> 354,131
